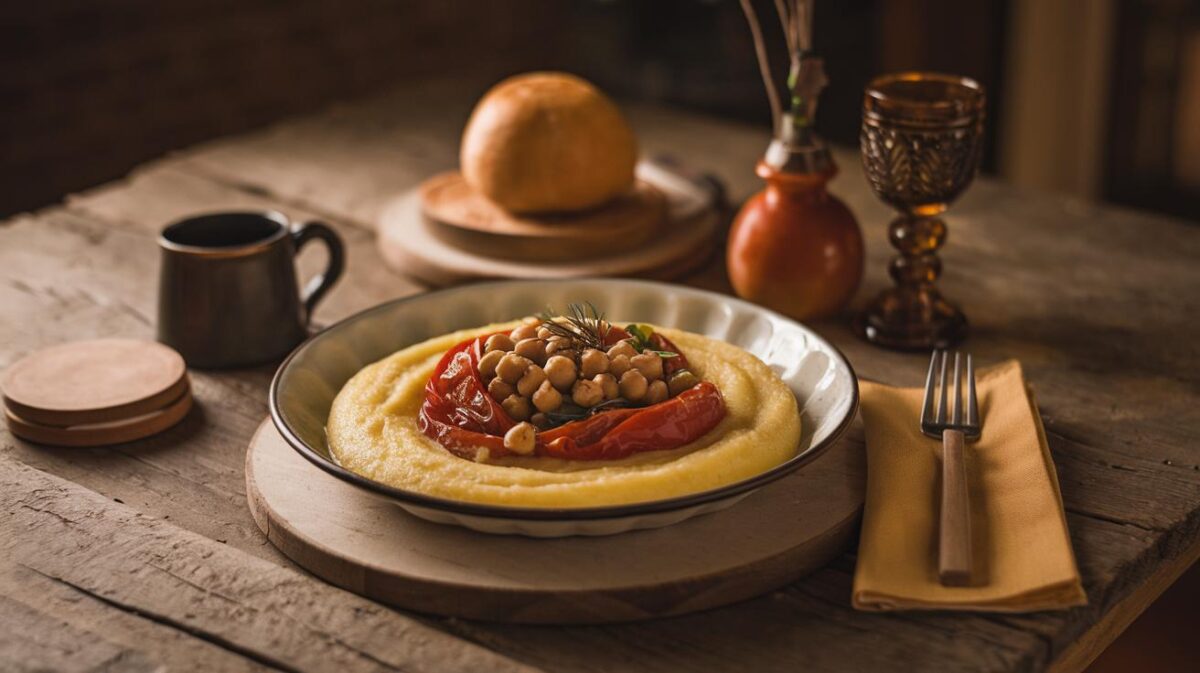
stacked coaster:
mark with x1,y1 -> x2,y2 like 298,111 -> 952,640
2,339 -> 192,447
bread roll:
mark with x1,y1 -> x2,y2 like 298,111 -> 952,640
460,72 -> 637,213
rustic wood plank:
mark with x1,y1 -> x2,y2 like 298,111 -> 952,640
0,457 -> 539,673
1047,534 -> 1200,673
444,509 -> 1190,673
7,189 -> 1180,671
0,564 -> 270,673
0,593 -> 163,673
1,78 -> 1197,671
444,565 -> 1049,673
1049,432 -> 1199,533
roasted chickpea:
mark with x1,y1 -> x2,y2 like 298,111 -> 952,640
631,352 -> 664,381
608,340 -> 637,360
545,336 -> 573,356
517,365 -> 547,397
644,379 -> 669,405
530,412 -> 551,429
668,369 -> 700,396
544,355 -> 577,391
478,349 -> 504,378
580,348 -> 609,377
503,421 -> 537,455
501,394 -> 532,421
487,377 -> 515,402
532,379 -> 563,413
514,338 -> 547,365
608,354 -> 631,378
594,373 -> 619,400
619,369 -> 648,401
510,323 -> 538,341
484,333 -> 515,353
572,378 -> 604,408
496,353 -> 532,384
536,326 -> 554,340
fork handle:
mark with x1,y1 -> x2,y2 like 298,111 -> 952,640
939,429 -> 972,586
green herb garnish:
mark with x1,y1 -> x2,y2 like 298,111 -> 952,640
624,323 -> 677,359
537,302 -> 609,351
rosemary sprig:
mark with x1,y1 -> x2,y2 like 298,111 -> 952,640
537,302 -> 609,351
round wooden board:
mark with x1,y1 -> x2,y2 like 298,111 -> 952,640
377,161 -> 721,287
2,338 -> 187,427
245,418 -> 865,624
421,171 -> 666,251
5,387 -> 193,447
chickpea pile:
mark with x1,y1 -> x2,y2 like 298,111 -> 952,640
479,318 -> 702,455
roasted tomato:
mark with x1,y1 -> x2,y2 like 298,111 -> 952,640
418,331 -> 725,461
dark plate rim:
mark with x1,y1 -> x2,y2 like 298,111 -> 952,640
269,279 -> 860,521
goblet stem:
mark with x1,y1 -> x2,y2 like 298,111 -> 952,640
889,214 -> 946,288
854,213 -> 966,350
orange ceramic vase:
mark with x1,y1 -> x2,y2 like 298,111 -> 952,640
727,159 -> 864,320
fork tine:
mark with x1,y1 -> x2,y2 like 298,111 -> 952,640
966,354 -> 979,428
921,350 -> 939,424
936,350 -> 949,424
951,351 -> 963,424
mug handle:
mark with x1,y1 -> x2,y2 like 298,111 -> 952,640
291,221 -> 345,325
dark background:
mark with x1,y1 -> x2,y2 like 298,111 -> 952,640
2,0 -> 1197,219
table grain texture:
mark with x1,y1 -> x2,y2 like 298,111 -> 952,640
2,78 -> 1197,673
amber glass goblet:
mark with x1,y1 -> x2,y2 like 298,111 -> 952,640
855,73 -> 985,350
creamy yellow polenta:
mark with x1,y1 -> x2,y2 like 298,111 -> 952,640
326,322 -> 800,508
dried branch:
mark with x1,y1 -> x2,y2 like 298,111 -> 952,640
739,0 -> 782,132
773,0 -> 793,53
795,0 -> 813,52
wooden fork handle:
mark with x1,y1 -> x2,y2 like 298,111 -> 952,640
939,429 -> 972,586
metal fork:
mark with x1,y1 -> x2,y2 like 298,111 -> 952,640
921,350 -> 981,586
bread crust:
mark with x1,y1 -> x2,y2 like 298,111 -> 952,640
460,72 -> 638,213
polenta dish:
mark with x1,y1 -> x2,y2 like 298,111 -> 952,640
326,304 -> 800,508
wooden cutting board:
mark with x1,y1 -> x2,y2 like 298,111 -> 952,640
420,171 -> 668,262
377,161 -> 721,286
245,418 -> 865,624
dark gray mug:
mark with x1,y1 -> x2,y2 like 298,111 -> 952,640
157,211 -> 345,368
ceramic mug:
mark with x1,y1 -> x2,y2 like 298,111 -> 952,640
157,211 -> 345,368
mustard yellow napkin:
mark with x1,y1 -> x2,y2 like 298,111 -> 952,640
852,360 -> 1087,612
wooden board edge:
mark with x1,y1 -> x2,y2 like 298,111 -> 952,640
1046,533 -> 1200,673
244,419 -> 863,624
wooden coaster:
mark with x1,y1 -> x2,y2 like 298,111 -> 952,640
5,387 -> 193,447
246,418 -> 865,624
378,161 -> 721,287
420,172 -> 667,262
2,338 -> 188,427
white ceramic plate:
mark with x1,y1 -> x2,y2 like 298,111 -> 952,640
270,279 -> 858,537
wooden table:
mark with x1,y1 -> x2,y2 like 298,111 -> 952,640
2,78 -> 1197,673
